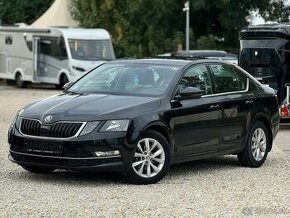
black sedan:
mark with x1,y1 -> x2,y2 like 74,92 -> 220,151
8,59 -> 280,184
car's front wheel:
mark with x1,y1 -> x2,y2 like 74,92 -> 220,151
238,121 -> 269,167
21,166 -> 56,174
127,130 -> 171,184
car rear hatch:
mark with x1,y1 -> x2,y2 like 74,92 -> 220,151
239,25 -> 290,104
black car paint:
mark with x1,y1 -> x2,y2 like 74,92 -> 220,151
8,59 -> 280,172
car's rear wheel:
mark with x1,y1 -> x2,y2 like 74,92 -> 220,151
127,130 -> 171,184
238,121 -> 269,167
21,166 -> 56,174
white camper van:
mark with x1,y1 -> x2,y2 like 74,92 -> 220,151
0,27 -> 115,87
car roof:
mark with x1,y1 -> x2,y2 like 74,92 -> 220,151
105,58 -> 235,68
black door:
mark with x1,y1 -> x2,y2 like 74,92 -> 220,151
209,64 -> 253,151
170,64 -> 221,158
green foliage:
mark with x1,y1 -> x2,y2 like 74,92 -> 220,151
261,0 -> 290,22
72,0 -> 289,57
196,35 -> 218,50
0,0 -> 53,25
1,0 -> 289,57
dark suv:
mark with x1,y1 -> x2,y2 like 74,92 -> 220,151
8,59 -> 280,184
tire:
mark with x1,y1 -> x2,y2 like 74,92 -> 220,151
6,79 -> 15,85
15,74 -> 26,88
21,166 -> 55,174
237,121 -> 270,167
57,74 -> 69,89
127,130 -> 171,184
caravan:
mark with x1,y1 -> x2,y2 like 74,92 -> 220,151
0,27 -> 115,87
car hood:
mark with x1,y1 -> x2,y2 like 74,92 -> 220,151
21,93 -> 161,123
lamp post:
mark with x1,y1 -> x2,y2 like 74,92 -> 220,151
183,1 -> 190,52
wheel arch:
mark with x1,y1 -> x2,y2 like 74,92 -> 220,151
57,70 -> 70,84
142,122 -> 172,147
13,68 -> 24,81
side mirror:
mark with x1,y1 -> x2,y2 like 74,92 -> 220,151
177,87 -> 203,100
63,82 -> 74,90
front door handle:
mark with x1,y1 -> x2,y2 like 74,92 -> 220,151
210,104 -> 220,110
245,100 -> 253,105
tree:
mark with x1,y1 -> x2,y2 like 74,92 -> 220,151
262,0 -> 290,22
71,0 -> 290,57
0,0 -> 53,25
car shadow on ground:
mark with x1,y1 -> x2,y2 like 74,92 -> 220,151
10,155 -> 242,185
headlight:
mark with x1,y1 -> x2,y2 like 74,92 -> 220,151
100,120 -> 130,132
79,121 -> 100,136
10,109 -> 24,128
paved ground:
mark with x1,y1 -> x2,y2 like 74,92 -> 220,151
275,124 -> 290,157
0,85 -> 290,217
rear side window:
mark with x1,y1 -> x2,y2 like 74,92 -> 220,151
178,64 -> 213,95
210,64 -> 247,94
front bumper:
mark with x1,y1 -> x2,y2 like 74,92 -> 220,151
8,128 -> 136,172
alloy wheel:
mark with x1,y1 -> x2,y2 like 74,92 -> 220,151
132,138 -> 165,178
251,128 -> 267,161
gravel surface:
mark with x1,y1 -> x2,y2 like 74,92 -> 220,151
0,86 -> 290,217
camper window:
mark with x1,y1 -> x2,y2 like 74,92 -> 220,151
5,36 -> 13,45
68,39 -> 114,61
40,37 -> 67,60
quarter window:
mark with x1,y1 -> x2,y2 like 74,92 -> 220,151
210,64 -> 247,94
178,65 -> 213,95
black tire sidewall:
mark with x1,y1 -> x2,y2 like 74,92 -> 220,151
60,75 -> 69,88
16,74 -> 24,88
127,130 -> 171,184
244,121 -> 269,167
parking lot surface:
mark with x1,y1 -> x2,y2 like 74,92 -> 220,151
0,86 -> 289,217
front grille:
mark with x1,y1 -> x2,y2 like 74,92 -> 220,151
21,119 -> 41,136
49,122 -> 83,138
20,118 -> 84,138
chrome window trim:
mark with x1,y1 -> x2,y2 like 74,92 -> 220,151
201,78 -> 250,98
10,150 -> 121,160
19,117 -> 87,140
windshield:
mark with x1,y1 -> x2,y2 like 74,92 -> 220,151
68,63 -> 180,96
68,39 -> 115,61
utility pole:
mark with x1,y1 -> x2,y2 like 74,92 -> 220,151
183,1 -> 190,52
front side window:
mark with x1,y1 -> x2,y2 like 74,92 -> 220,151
40,37 -> 67,60
68,63 -> 180,96
178,64 -> 213,95
210,64 -> 247,94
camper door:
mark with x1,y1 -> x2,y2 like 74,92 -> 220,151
33,37 -> 40,82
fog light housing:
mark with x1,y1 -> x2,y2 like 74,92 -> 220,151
94,150 -> 120,158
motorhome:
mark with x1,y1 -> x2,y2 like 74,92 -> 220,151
0,27 -> 115,87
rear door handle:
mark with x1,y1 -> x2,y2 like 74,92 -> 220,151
245,100 -> 253,105
210,104 -> 220,110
